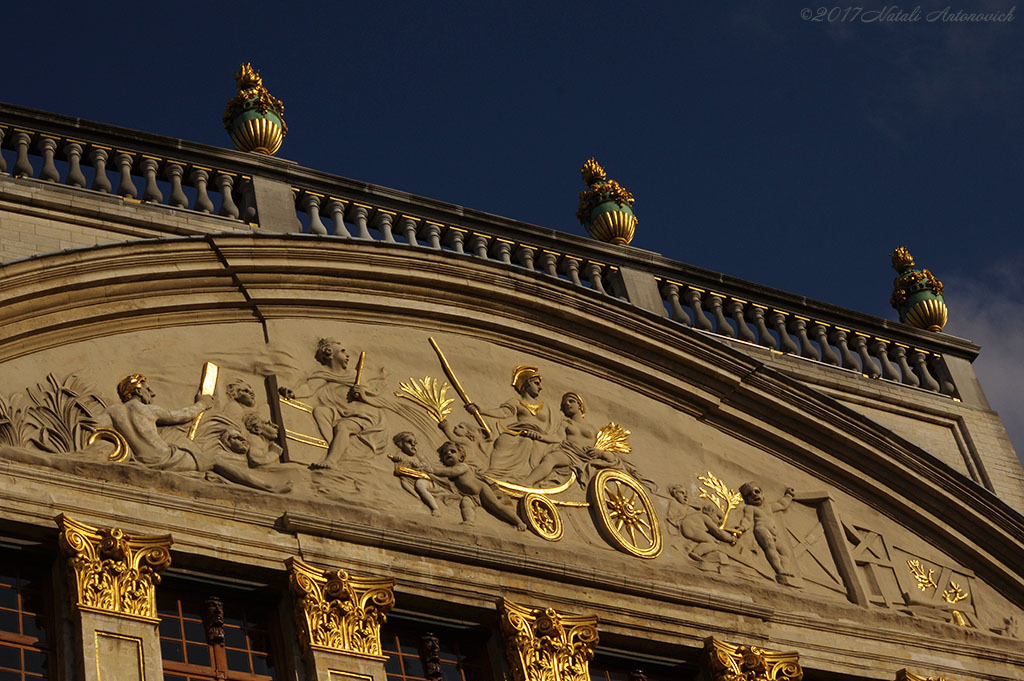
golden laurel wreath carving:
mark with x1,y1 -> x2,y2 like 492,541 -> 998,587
57,514 -> 172,621
499,598 -> 599,681
286,557 -> 395,656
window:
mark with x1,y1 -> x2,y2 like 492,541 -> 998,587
158,584 -> 277,681
382,619 -> 491,681
590,654 -> 696,681
0,552 -> 51,681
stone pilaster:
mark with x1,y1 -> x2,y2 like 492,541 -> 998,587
286,557 -> 396,681
700,637 -> 802,681
57,514 -> 172,681
498,598 -> 599,681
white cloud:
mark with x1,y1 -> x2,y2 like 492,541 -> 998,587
943,258 -> 1024,466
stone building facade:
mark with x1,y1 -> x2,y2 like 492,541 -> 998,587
0,101 -> 1022,681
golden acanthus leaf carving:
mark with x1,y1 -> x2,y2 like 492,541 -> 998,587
498,598 -> 599,681
286,557 -> 395,656
57,514 -> 172,621
702,637 -> 803,681
896,670 -> 951,681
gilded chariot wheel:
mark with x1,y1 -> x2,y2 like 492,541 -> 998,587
519,493 -> 564,542
587,469 -> 662,558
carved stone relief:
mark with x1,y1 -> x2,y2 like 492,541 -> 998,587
0,326 -> 1021,637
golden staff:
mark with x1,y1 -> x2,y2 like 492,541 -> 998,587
428,337 -> 491,439
353,351 -> 366,386
187,362 -> 219,440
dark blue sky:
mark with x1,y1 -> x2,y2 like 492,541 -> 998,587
5,2 -> 1022,453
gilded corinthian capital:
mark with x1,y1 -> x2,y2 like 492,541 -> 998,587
702,637 -> 802,681
56,514 -> 172,621
286,557 -> 395,656
498,598 -> 599,681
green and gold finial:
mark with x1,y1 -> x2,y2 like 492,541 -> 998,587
222,63 -> 288,156
576,158 -> 637,246
889,246 -> 947,332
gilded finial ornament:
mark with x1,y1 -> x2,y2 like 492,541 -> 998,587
702,637 -> 803,681
223,62 -> 287,155
576,158 -> 637,246
57,514 -> 172,621
498,598 -> 599,681
286,557 -> 395,656
889,246 -> 947,332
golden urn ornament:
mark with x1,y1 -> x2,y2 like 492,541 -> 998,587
576,158 -> 637,245
889,246 -> 947,332
223,63 -> 287,155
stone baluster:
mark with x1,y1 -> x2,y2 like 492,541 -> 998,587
12,131 -> 33,178
585,262 -> 607,294
829,328 -> 861,370
236,177 -> 257,223
326,199 -> 351,237
727,299 -> 756,342
540,251 -> 559,277
372,210 -> 396,242
445,228 -> 467,254
164,163 -> 188,208
685,288 -> 714,331
302,194 -> 327,235
64,141 -> 87,188
0,128 -> 7,174
349,204 -> 372,239
215,173 -> 239,218
870,339 -> 901,381
890,345 -> 920,387
769,311 -> 799,354
89,147 -> 112,193
189,168 -> 215,213
746,305 -> 777,349
140,157 -> 163,203
38,136 -> 60,181
661,283 -> 692,325
515,245 -> 536,270
706,294 -> 733,337
788,317 -> 819,360
930,356 -> 957,396
562,257 -> 583,286
397,215 -> 417,244
494,239 -> 514,264
850,334 -> 881,378
113,152 -> 137,198
910,350 -> 940,392
810,323 -> 840,365
470,233 -> 490,259
423,222 -> 443,249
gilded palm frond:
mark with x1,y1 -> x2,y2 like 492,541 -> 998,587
594,423 -> 631,454
394,376 -> 454,423
697,471 -> 743,529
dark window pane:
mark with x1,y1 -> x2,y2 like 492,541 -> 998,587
22,614 -> 43,642
251,652 -> 272,677
160,639 -> 184,663
0,644 -> 20,671
0,609 -> 19,634
223,627 -> 247,650
225,648 -> 251,673
183,620 -> 206,644
164,675 -> 188,681
441,662 -> 462,681
403,655 -> 425,679
0,588 -> 18,611
385,655 -> 402,675
23,648 -> 46,675
159,619 -> 181,639
185,643 -> 210,668
0,669 -> 22,681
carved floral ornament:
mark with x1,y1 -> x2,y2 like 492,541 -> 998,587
498,598 -> 599,681
701,637 -> 802,681
896,670 -> 952,681
286,557 -> 395,657
56,514 -> 172,621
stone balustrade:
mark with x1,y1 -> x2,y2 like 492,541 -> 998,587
0,102 -> 978,400
658,279 -> 954,395
0,121 -> 251,221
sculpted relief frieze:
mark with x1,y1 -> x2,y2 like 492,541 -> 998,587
0,324 -> 1019,639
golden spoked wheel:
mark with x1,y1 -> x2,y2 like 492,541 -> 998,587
588,469 -> 662,558
520,493 -> 564,542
